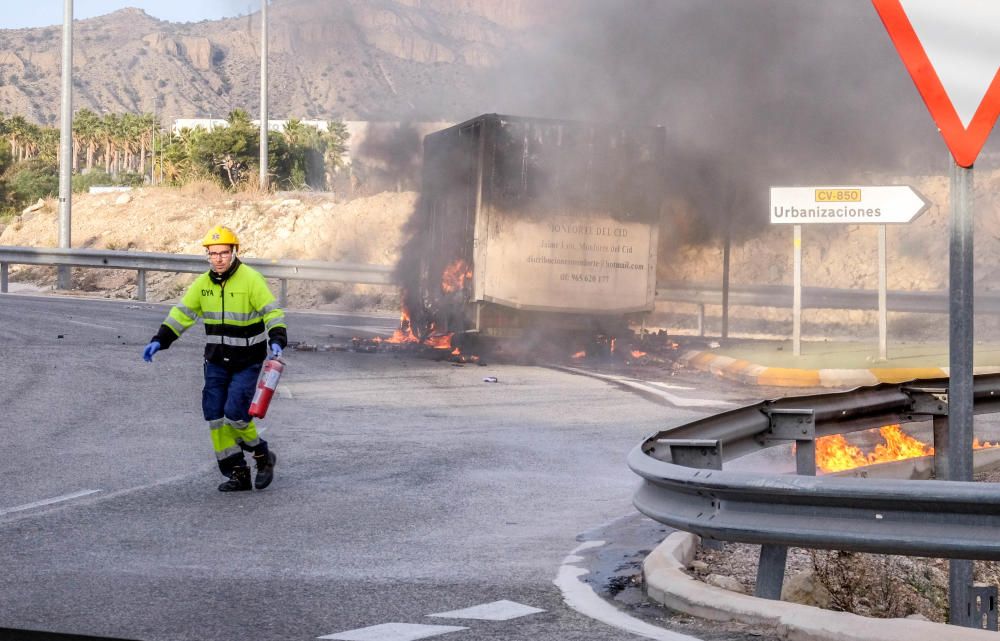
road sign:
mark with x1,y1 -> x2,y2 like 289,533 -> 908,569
769,185 -> 929,224
872,0 -> 1000,167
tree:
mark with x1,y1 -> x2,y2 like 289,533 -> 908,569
323,120 -> 350,189
192,110 -> 259,188
73,109 -> 101,172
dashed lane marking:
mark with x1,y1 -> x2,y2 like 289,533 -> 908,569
0,489 -> 102,517
318,622 -> 467,641
428,599 -> 545,621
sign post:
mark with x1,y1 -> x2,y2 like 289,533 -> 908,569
873,0 -> 1000,628
769,185 -> 929,358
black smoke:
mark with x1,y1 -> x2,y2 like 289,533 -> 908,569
481,0 -> 966,246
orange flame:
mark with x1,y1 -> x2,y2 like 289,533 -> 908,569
816,425 -> 933,473
812,424 -> 999,473
441,259 -> 472,293
572,351 -> 586,359
383,303 -> 453,349
631,350 -> 647,358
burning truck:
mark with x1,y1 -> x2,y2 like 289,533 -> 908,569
396,113 -> 667,351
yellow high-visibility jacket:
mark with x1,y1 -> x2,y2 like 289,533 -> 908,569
152,259 -> 287,369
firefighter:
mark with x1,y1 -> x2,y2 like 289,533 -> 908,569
142,225 -> 288,492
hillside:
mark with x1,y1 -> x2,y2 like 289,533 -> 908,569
0,0 -> 546,125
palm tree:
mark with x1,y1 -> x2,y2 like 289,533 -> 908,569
136,113 -> 158,177
74,109 -> 101,172
7,115 -> 29,161
99,114 -> 117,174
323,120 -> 350,188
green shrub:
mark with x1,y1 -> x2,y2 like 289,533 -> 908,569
72,169 -> 114,193
5,159 -> 58,208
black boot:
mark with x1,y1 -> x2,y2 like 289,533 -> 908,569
218,466 -> 252,492
253,451 -> 276,489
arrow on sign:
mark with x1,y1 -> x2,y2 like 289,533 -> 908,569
769,185 -> 930,224
873,0 -> 1000,167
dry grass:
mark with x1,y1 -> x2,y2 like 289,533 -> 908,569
180,179 -> 226,200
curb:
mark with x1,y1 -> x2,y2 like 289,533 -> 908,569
676,349 -> 993,388
643,532 -> 997,641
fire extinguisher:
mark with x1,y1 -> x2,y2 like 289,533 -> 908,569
249,357 -> 285,419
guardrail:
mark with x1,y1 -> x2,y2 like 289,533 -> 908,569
657,281 -> 1000,313
628,373 -> 1000,625
0,246 -> 395,305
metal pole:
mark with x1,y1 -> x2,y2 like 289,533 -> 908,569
793,224 -> 801,356
878,224 -> 888,361
56,0 -> 73,290
948,161 -> 975,628
258,0 -> 269,190
721,228 -> 730,339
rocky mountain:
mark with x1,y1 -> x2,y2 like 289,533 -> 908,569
0,0 -> 550,125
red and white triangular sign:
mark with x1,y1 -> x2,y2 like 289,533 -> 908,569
873,0 -> 1000,167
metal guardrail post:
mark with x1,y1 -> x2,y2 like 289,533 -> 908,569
697,303 -> 705,337
280,279 -> 287,307
1,262 -> 7,293
666,439 -> 722,470
764,408 -> 816,475
757,408 -> 816,599
901,386 -> 950,479
755,545 -> 789,600
972,584 -> 998,630
136,269 -> 146,302
662,439 -> 724,551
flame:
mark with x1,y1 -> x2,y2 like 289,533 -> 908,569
631,350 -> 647,358
572,351 -> 586,359
383,302 -> 453,349
816,425 -> 934,473
441,259 -> 472,293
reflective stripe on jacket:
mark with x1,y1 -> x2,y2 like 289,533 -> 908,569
153,263 -> 287,368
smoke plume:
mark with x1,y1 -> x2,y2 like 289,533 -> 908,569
482,0 -> 973,245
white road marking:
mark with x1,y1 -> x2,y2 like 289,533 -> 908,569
0,489 -> 102,517
428,599 -> 545,621
560,367 -> 734,409
644,381 -> 695,391
318,622 -> 466,641
554,540 -> 702,641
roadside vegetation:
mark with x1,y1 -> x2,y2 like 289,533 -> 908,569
0,109 -> 349,221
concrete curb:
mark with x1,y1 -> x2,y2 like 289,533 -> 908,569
676,350 -> 999,388
643,531 -> 997,641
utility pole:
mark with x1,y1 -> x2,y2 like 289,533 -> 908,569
259,0 -> 269,190
57,0 -> 73,289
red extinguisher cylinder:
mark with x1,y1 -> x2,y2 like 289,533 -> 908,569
249,358 -> 284,419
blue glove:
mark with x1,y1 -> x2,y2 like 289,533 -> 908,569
142,340 -> 160,363
270,343 -> 283,359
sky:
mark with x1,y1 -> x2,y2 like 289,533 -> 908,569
1,1 -> 253,29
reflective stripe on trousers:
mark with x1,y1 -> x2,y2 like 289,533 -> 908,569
209,416 -> 261,460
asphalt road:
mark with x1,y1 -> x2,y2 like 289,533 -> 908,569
0,293 -> 764,641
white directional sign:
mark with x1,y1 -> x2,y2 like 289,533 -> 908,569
769,185 -> 930,224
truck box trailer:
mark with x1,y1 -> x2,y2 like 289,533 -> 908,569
402,113 -> 666,341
